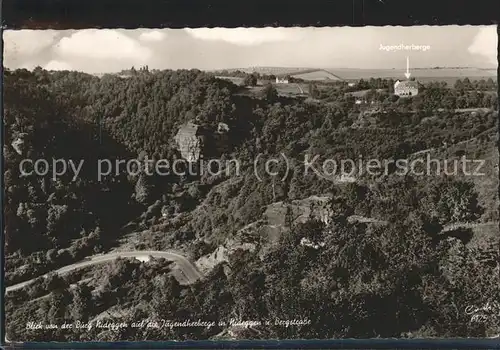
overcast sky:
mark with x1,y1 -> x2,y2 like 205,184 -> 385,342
3,26 -> 497,73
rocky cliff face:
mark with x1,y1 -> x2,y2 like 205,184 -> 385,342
195,240 -> 256,274
192,193 -> 389,275
11,133 -> 28,155
174,121 -> 231,163
264,195 -> 333,226
174,122 -> 203,162
193,195 -> 333,274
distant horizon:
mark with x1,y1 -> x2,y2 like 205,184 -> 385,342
88,65 -> 500,75
209,66 -> 497,71
5,65 -> 497,72
6,64 -> 496,77
28,65 -> 497,75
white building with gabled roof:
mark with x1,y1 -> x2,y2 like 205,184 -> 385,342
394,80 -> 419,97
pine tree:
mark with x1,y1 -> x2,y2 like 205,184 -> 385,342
285,204 -> 294,229
135,173 -> 152,204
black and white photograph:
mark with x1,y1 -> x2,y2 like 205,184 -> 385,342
3,25 -> 499,342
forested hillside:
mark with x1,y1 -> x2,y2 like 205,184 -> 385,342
4,67 -> 499,341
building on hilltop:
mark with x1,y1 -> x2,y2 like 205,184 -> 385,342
394,80 -> 419,97
275,77 -> 289,84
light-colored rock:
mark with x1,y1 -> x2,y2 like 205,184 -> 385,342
195,240 -> 256,274
174,121 -> 231,163
174,122 -> 202,162
11,133 -> 28,155
217,122 -> 229,133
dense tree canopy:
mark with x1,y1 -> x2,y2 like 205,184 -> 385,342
4,67 -> 499,341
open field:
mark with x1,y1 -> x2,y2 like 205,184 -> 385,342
291,69 -> 343,81
275,83 -> 306,95
215,76 -> 244,85
222,67 -> 314,76
230,82 -> 308,97
217,67 -> 497,86
326,68 -> 497,84
216,75 -> 308,95
411,76 -> 497,85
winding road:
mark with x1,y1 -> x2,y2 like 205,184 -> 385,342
442,221 -> 498,233
5,250 -> 203,294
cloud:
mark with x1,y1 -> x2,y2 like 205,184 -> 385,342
44,60 -> 73,71
55,29 -> 152,62
139,30 -> 167,42
468,26 -> 497,65
3,30 -> 59,56
3,30 -> 59,68
185,27 -> 305,46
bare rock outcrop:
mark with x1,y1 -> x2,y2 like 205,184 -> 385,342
174,121 -> 231,163
11,133 -> 28,155
174,122 -> 203,162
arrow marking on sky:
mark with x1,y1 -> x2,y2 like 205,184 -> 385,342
405,56 -> 411,79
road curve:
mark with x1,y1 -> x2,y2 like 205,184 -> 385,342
442,221 -> 499,232
5,250 -> 203,294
